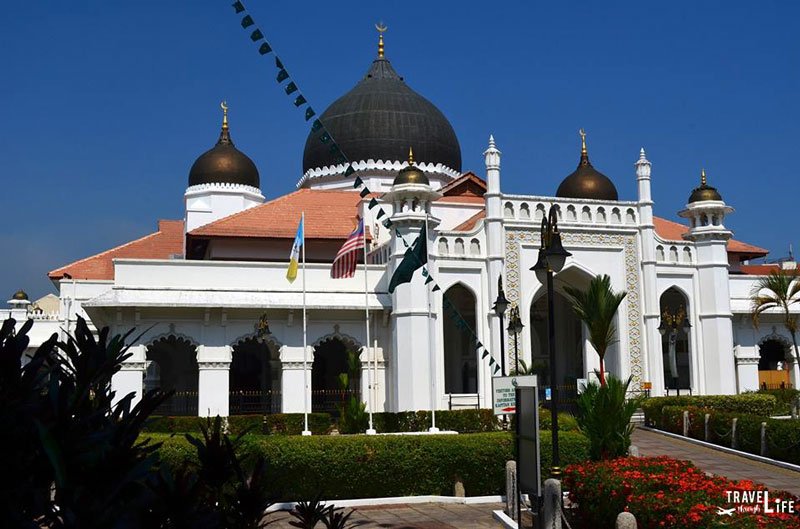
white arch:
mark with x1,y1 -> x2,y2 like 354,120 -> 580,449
145,325 -> 199,348
758,327 -> 794,360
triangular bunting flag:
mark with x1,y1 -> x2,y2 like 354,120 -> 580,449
382,218 -> 392,228
294,95 -> 307,107
259,42 -> 272,55
345,165 -> 355,177
488,357 -> 495,365
332,154 -> 346,164
319,132 -> 331,144
275,57 -> 283,69
305,107 -> 315,121
241,15 -> 254,28
432,284 -> 441,292
250,29 -> 264,41
425,275 -> 433,284
285,82 -> 298,94
353,175 -> 364,188
475,342 -> 483,351
368,198 -> 379,210
482,350 -> 489,359
232,1 -> 245,13
494,365 -> 501,374
376,209 -> 385,219
328,144 -> 342,155
311,120 -> 322,133
276,69 -> 289,83
359,188 -> 370,198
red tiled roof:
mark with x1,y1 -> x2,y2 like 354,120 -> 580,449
653,217 -> 768,257
739,264 -> 781,275
439,172 -> 487,197
453,210 -> 486,231
189,189 -> 366,240
48,220 -> 184,281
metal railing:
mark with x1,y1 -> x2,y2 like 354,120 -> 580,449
311,389 -> 360,416
156,390 -> 198,416
760,382 -> 794,390
229,389 -> 282,415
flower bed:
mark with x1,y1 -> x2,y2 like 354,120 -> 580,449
564,456 -> 800,528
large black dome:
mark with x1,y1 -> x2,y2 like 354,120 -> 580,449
189,124 -> 260,188
556,137 -> 618,201
302,55 -> 462,174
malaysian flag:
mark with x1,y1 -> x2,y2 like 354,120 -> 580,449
331,218 -> 366,279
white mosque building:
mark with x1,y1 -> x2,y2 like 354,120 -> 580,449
3,35 -> 797,417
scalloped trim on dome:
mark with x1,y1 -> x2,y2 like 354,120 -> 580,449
185,182 -> 264,196
296,158 -> 461,188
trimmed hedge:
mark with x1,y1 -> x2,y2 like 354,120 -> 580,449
659,405 -> 800,465
642,394 -> 777,426
143,414 -> 333,435
372,409 -> 498,433
758,388 -> 800,416
148,431 -> 589,500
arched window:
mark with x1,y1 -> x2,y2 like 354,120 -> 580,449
535,204 -> 546,222
656,245 -> 665,262
581,206 -> 592,223
442,284 -> 478,394
566,205 -> 577,222
504,202 -> 515,218
659,288 -> 692,393
611,208 -> 622,224
146,335 -> 198,416
438,238 -> 449,255
470,239 -> 480,255
454,238 -> 465,255
230,337 -> 281,415
520,203 -> 530,219
312,337 -> 361,415
597,207 -> 607,223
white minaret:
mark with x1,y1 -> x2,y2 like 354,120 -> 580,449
484,136 -> 506,376
385,149 -> 442,411
184,102 -> 264,233
636,149 -> 665,394
678,170 -> 736,394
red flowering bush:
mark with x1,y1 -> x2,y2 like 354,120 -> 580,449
564,456 -> 800,529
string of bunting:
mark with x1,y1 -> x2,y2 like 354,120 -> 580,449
228,1 -> 502,374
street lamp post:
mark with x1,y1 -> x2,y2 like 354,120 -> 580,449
493,275 -> 510,377
531,205 -> 572,479
507,306 -> 524,374
658,306 -> 690,396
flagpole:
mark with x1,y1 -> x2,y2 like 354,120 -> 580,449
301,211 -> 311,436
364,220 -> 376,434
426,213 -> 439,433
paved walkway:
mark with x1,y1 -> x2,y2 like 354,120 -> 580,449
265,502 -> 504,528
632,428 -> 800,496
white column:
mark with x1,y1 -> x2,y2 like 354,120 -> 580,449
484,135 -> 505,382
735,351 -> 760,393
360,346 -> 387,413
636,149 -> 664,395
280,346 -> 311,413
197,345 -> 231,417
112,344 -> 146,409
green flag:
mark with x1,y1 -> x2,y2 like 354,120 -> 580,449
382,218 -> 392,229
250,29 -> 264,41
285,82 -> 298,94
259,42 -> 272,55
276,69 -> 289,83
232,1 -> 245,13
353,175 -> 363,187
388,225 -> 427,293
241,15 -> 254,28
305,107 -> 316,121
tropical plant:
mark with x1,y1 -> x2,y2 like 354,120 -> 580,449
750,268 -> 800,370
564,274 -> 627,386
337,351 -> 368,434
509,358 -> 547,377
575,374 -> 644,460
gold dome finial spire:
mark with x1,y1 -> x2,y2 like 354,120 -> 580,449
579,128 -> 587,155
220,100 -> 229,130
701,168 -> 707,186
408,146 -> 414,165
375,22 -> 387,58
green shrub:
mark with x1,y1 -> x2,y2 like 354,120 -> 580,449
642,394 -> 777,425
658,405 -> 800,465
538,410 -> 580,432
757,388 -> 800,415
576,376 -> 644,460
264,413 -> 333,435
372,409 -> 498,433
144,413 -> 335,435
149,431 -> 590,500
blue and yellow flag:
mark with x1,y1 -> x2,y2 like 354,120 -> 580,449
286,215 -> 304,282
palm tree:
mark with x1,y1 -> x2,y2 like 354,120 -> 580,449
750,268 -> 800,371
564,274 -> 627,386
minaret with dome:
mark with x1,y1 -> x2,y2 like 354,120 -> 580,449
298,28 -> 462,191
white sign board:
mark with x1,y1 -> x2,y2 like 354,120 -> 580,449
492,375 -> 538,415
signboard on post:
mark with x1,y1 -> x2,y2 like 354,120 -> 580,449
492,375 -> 538,415
516,385 -> 541,522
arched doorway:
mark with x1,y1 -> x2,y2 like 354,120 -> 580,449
529,292 -> 584,386
145,335 -> 198,416
659,288 -> 692,393
442,284 -> 478,395
312,336 -> 361,414
758,335 -> 792,389
230,337 -> 281,414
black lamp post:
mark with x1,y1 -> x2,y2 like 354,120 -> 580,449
493,275 -> 510,377
658,305 -> 690,396
530,205 -> 572,479
507,305 -> 524,374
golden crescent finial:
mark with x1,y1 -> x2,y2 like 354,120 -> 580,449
701,168 -> 706,186
220,101 -> 229,130
375,22 -> 387,58
408,147 -> 414,165
579,128 -> 587,154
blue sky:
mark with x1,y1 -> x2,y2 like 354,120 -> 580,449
1,1 -> 798,300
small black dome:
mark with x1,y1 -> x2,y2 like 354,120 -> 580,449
189,125 -> 260,188
12,289 -> 28,301
556,149 -> 618,201
302,55 -> 461,174
688,171 -> 723,203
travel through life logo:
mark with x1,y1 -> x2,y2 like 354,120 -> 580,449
719,490 -> 797,516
